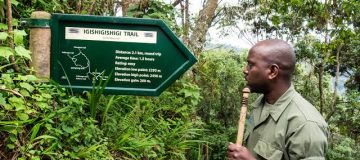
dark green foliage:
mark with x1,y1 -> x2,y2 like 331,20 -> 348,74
13,0 -> 116,18
218,0 -> 360,158
197,49 -> 247,126
195,49 -> 258,159
87,71 -> 113,120
0,73 -> 112,159
329,90 -> 360,141
0,71 -> 203,160
0,1 -> 203,159
101,79 -> 203,159
327,133 -> 360,160
127,0 -> 181,35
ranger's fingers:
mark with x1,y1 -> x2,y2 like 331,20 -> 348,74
228,143 -> 244,152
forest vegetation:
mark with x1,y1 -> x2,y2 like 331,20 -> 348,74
0,0 -> 359,159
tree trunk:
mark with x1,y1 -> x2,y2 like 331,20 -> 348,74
6,0 -> 20,72
172,0 -> 182,7
189,0 -> 218,58
326,43 -> 343,121
182,0 -> 190,46
319,17 -> 330,115
121,0 -> 133,17
88,0 -> 97,15
76,0 -> 82,14
319,63 -> 324,114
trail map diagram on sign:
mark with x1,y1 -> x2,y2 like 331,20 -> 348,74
61,46 -> 105,80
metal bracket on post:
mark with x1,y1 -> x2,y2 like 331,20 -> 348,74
21,18 -> 51,28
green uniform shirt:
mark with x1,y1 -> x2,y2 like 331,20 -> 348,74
244,85 -> 328,160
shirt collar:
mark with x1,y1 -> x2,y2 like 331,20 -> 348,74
251,85 -> 295,122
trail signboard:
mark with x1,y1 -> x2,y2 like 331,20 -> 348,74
50,14 -> 196,96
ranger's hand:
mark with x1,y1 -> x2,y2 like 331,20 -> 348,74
227,143 -> 256,160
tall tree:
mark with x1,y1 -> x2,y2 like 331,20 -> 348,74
189,0 -> 218,58
219,0 -> 359,117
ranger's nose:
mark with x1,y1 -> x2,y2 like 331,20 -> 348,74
243,65 -> 248,75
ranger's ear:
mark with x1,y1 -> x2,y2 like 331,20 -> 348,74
268,64 -> 279,80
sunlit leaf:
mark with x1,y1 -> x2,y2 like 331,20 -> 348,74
30,123 -> 42,142
1,74 -> 13,84
8,96 -> 26,111
35,135 -> 57,140
24,108 -> 37,115
3,104 -> 13,110
9,134 -> 17,142
7,144 -> 15,149
32,157 -> 40,160
62,125 -> 74,134
11,0 -> 19,6
32,95 -> 45,102
36,102 -> 49,110
19,89 -> 30,97
19,82 -> 35,93
0,93 -> 6,106
0,32 -> 8,40
8,96 -> 24,105
0,46 -> 14,61
12,19 -> 19,27
15,46 -> 31,60
41,93 -> 52,99
15,104 -> 26,111
13,29 -> 27,45
17,75 -> 38,82
16,112 -> 29,121
0,23 -> 7,30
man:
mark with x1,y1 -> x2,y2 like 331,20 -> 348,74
228,39 -> 328,160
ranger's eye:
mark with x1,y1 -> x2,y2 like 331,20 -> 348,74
247,63 -> 253,69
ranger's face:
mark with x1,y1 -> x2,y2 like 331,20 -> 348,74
243,47 -> 270,93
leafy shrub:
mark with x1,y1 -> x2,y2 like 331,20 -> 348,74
327,133 -> 359,160
100,79 -> 203,159
195,49 -> 251,159
0,73 -> 112,159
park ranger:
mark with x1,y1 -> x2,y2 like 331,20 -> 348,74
228,39 -> 328,160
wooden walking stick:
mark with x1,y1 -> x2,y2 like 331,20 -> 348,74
236,87 -> 251,145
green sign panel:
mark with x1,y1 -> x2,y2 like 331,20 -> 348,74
50,14 -> 196,96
